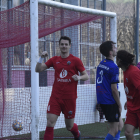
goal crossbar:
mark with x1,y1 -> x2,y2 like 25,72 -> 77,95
38,0 -> 116,18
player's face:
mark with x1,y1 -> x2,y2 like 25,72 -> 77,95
112,44 -> 117,57
59,39 -> 71,53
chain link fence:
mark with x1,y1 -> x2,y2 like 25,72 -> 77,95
1,0 -> 139,82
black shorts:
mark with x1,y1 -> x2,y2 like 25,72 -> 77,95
100,103 -> 120,122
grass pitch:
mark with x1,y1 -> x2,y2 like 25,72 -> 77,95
2,120 -> 140,140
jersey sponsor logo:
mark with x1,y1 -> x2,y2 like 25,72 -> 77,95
98,64 -> 109,70
58,69 -> 71,82
56,62 -> 60,64
60,69 -> 67,78
57,78 -> 71,82
126,78 -> 128,82
47,105 -> 50,111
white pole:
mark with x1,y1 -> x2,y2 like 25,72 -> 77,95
30,0 -> 39,140
110,16 -> 117,62
38,0 -> 116,18
110,16 -> 117,43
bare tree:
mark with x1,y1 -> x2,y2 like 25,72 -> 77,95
107,0 -> 136,54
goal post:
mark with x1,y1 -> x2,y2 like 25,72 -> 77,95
30,1 -> 39,140
30,0 -> 117,140
0,0 -> 118,139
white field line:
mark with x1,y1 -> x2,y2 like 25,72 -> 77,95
120,133 -> 139,138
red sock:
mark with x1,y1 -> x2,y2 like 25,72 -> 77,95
44,127 -> 54,140
70,123 -> 79,138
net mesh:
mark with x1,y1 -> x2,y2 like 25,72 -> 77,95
0,0 -> 111,139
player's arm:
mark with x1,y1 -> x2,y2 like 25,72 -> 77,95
79,70 -> 89,81
72,70 -> 89,81
35,51 -> 49,72
111,83 -> 122,113
72,58 -> 89,81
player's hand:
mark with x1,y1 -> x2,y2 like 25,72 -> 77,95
124,102 -> 127,110
72,74 -> 80,81
41,51 -> 48,58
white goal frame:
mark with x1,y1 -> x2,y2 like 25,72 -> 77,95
30,0 -> 117,139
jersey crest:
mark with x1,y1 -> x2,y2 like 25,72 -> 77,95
67,61 -> 71,65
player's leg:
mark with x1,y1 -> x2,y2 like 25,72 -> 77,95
44,96 -> 61,140
44,113 -> 59,140
114,91 -> 124,140
63,99 -> 80,140
108,122 -> 119,137
65,118 -> 74,130
113,116 -> 124,140
124,124 -> 135,140
65,118 -> 80,140
100,104 -> 120,140
124,110 -> 138,140
118,116 -> 124,131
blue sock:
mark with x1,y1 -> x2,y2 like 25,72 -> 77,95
114,130 -> 121,140
105,133 -> 114,140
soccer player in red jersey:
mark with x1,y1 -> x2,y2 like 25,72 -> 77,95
116,50 -> 140,140
35,36 -> 89,140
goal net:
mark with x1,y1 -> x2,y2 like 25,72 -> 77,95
0,0 -> 116,139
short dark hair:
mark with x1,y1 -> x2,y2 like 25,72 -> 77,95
99,41 -> 116,57
59,36 -> 71,45
117,50 -> 135,66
